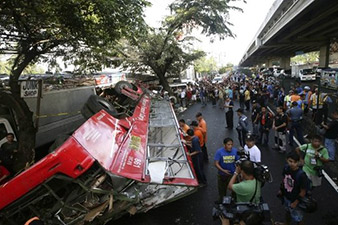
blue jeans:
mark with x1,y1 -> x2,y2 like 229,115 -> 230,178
283,197 -> 304,222
325,138 -> 336,160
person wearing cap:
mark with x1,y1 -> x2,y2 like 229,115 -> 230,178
236,108 -> 249,147
244,136 -> 261,163
287,101 -> 305,146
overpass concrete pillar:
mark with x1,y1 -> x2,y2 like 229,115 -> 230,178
265,59 -> 274,68
280,57 -> 291,70
319,44 -> 330,67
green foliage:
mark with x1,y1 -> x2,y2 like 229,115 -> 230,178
121,0 -> 244,92
291,51 -> 319,65
0,0 -> 150,167
0,58 -> 44,74
219,63 -> 233,74
194,56 -> 218,75
167,0 -> 245,40
0,0 -> 150,76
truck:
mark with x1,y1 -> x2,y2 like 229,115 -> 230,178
0,85 -> 96,147
291,65 -> 316,81
0,81 -> 198,225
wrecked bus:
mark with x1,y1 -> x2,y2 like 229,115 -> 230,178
0,81 -> 198,224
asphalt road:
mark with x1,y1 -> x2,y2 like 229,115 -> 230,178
114,100 -> 338,225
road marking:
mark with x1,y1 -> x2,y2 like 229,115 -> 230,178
323,170 -> 338,193
267,105 -> 338,193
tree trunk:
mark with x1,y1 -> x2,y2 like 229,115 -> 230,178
157,73 -> 173,95
4,51 -> 38,173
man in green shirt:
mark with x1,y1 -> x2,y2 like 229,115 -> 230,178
295,135 -> 329,187
217,160 -> 262,225
228,160 -> 261,203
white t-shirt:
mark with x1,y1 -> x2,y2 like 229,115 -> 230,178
244,144 -> 261,163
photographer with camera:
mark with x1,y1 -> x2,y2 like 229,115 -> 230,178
228,160 -> 261,204
216,160 -> 263,225
295,135 -> 329,187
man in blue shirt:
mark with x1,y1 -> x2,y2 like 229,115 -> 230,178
287,101 -> 305,146
186,129 -> 207,185
214,138 -> 240,202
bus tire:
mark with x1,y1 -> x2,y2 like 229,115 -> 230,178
86,95 -> 119,118
115,81 -> 133,95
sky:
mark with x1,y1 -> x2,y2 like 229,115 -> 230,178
144,0 -> 275,66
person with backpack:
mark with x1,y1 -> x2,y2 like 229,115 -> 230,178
295,135 -> 330,187
276,151 -> 308,225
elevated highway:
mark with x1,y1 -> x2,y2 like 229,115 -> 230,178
239,0 -> 338,68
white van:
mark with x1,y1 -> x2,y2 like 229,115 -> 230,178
299,69 -> 316,81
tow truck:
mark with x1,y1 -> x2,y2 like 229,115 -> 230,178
0,81 -> 198,225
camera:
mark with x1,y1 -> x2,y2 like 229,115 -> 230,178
212,196 -> 271,224
314,166 -> 324,177
235,158 -> 273,184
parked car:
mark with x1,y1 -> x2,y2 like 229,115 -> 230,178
299,69 -> 316,81
212,76 -> 223,84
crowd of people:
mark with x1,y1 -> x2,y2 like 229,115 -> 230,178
177,72 -> 337,225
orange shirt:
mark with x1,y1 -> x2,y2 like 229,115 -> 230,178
182,124 -> 190,133
198,118 -> 207,143
194,128 -> 204,147
290,94 -> 300,102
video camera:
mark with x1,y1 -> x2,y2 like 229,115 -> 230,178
212,196 -> 271,225
236,148 -> 273,184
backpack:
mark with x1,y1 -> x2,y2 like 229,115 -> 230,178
283,165 -> 317,213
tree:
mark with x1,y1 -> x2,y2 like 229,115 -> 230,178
194,56 -> 218,76
0,58 -> 44,74
218,63 -> 234,74
0,0 -> 149,171
120,0 -> 244,93
291,51 -> 319,65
